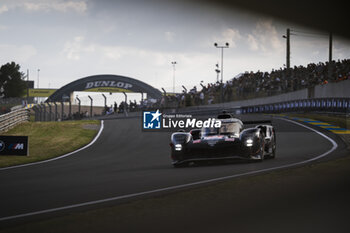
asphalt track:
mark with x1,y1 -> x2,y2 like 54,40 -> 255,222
0,114 -> 348,228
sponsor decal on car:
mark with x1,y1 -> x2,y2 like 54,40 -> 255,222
204,135 -> 224,140
225,138 -> 236,142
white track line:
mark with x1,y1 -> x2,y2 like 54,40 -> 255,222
0,120 -> 104,171
0,118 -> 337,222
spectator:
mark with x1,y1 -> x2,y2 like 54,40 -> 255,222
199,92 -> 204,105
114,102 -> 118,113
160,59 -> 349,109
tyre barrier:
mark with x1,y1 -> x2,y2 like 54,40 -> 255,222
0,108 -> 30,132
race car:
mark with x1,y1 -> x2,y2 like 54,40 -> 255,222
169,112 -> 276,167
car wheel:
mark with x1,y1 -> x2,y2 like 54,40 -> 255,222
270,144 -> 276,158
258,141 -> 265,162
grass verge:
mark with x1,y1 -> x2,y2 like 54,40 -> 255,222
0,120 -> 100,168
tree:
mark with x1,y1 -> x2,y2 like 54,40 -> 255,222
0,62 -> 26,98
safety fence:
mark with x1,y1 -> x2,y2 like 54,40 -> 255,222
0,108 -> 30,132
241,97 -> 350,114
32,102 -> 108,122
33,102 -> 72,122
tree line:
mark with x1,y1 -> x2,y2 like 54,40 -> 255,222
0,62 -> 27,99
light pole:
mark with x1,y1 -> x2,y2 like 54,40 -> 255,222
36,69 -> 40,103
171,61 -> 177,93
328,32 -> 333,80
214,42 -> 229,83
214,42 -> 229,102
282,28 -> 290,70
215,63 -> 220,83
37,69 -> 40,88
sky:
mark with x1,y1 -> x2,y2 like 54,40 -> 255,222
1,0 -> 350,96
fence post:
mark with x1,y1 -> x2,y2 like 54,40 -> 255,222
102,94 -> 107,108
37,105 -> 42,121
61,101 -> 64,121
76,97 -> 81,117
122,92 -> 128,117
69,100 -> 72,120
88,95 -> 93,118
54,102 -> 58,121
33,106 -> 39,121
42,104 -> 46,121
47,103 -> 52,121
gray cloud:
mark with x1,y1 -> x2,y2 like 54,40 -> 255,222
0,0 -> 349,91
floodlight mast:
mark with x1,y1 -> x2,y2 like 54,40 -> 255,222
214,43 -> 229,84
171,61 -> 177,93
214,42 -> 229,102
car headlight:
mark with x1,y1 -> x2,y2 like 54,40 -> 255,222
245,138 -> 253,147
175,144 -> 182,151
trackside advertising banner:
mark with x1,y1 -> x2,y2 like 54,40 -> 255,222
141,109 -> 221,132
0,136 -> 29,156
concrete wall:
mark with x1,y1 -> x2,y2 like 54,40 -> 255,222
315,79 -> 350,98
200,89 -> 308,109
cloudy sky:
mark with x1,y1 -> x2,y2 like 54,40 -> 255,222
1,0 -> 350,94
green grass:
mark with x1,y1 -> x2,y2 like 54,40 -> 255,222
0,120 -> 100,168
286,113 -> 349,129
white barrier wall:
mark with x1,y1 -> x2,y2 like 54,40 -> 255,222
315,79 -> 350,98
201,89 -> 308,108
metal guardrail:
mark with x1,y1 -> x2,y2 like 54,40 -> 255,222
241,98 -> 350,114
0,108 -> 30,132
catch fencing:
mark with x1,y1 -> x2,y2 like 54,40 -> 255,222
32,102 -> 106,122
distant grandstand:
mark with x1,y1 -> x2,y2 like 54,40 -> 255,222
163,59 -> 350,108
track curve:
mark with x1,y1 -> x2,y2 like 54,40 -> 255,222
0,114 -> 346,222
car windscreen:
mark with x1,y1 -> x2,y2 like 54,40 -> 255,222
219,122 -> 241,135
201,127 -> 219,136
